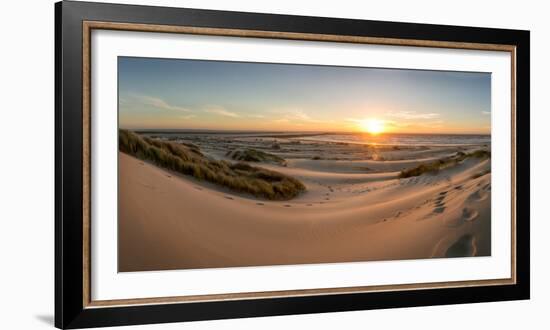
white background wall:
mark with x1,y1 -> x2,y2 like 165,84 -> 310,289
0,0 -> 546,329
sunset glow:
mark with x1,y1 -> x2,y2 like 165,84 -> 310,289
360,119 -> 385,135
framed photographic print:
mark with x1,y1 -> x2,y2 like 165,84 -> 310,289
55,1 -> 530,328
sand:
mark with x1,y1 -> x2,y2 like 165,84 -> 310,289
118,139 -> 491,272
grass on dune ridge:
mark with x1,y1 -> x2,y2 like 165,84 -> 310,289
399,149 -> 491,179
119,129 -> 305,200
226,148 -> 286,165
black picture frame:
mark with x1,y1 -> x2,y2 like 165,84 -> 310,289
55,1 -> 530,328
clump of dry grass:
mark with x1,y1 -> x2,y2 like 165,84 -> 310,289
226,148 -> 286,165
119,130 -> 305,200
399,149 -> 490,179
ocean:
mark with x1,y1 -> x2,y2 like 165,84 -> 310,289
297,133 -> 490,147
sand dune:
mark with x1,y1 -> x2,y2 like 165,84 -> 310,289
287,157 -> 442,173
119,146 -> 491,271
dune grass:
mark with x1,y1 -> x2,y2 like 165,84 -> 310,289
119,130 -> 305,200
226,148 -> 286,165
399,149 -> 491,179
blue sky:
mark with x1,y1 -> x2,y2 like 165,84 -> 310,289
118,56 -> 491,134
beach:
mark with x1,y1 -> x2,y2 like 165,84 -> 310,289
118,132 -> 491,272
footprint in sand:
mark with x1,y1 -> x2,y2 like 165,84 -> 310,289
307,204 -> 313,206
256,202 -> 264,206
325,197 -> 330,201
433,206 -> 446,213
435,195 -> 445,205
284,204 -> 292,207
433,192 -> 447,213
467,189 -> 488,203
224,196 -> 234,200
166,175 -> 172,178
445,234 -> 476,257
454,185 -> 463,190
194,186 -> 203,191
462,207 -> 479,222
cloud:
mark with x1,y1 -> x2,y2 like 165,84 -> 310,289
384,120 -> 406,127
178,114 -> 196,120
386,111 -> 440,120
271,108 -> 310,120
346,118 -> 398,125
138,95 -> 191,112
206,107 -> 240,118
291,110 -> 311,121
271,108 -> 333,124
273,118 -> 290,123
482,111 -> 491,115
345,118 -> 362,123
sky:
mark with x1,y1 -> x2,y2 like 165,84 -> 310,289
118,56 -> 491,134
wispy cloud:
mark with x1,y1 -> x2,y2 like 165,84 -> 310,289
482,111 -> 491,115
291,110 -> 311,121
271,108 -> 311,120
345,118 -> 362,123
386,111 -> 440,120
138,95 -> 191,112
206,107 -> 240,118
409,120 -> 445,129
273,118 -> 290,123
178,114 -> 196,120
271,108 -> 332,124
346,118 -> 397,125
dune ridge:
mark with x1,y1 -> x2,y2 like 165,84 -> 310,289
119,129 -> 305,200
119,132 -> 491,271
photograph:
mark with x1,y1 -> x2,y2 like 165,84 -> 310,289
118,56 -> 492,272
50,1 -> 532,328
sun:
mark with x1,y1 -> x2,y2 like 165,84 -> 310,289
359,119 -> 385,135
